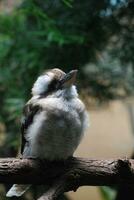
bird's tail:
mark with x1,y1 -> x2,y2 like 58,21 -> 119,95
6,184 -> 31,197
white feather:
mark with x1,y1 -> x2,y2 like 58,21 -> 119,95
22,90 -> 89,160
6,184 -> 30,197
32,75 -> 52,96
23,112 -> 46,157
50,85 -> 78,99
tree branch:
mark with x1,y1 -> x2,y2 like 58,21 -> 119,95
0,157 -> 134,199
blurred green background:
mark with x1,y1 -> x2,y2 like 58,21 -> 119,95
0,0 -> 134,199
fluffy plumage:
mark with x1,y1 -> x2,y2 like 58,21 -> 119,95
6,68 -> 89,197
32,74 -> 52,96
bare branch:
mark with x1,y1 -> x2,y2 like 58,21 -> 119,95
0,157 -> 134,199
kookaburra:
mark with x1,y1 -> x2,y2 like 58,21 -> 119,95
6,68 -> 89,197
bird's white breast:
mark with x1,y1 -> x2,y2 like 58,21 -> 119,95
24,96 -> 88,160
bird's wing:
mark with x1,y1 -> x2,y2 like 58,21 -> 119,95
20,103 -> 41,154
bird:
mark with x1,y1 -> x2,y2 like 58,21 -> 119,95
6,68 -> 89,197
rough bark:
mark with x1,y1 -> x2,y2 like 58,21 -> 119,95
115,152 -> 134,200
0,157 -> 134,200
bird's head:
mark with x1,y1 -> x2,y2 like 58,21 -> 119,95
32,68 -> 78,97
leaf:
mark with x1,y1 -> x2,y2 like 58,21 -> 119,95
100,186 -> 117,200
61,0 -> 73,8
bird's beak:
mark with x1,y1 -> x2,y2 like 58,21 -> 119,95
60,70 -> 78,87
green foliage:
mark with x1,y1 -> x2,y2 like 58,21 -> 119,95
62,0 -> 73,8
100,186 -> 117,200
82,53 -> 134,100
